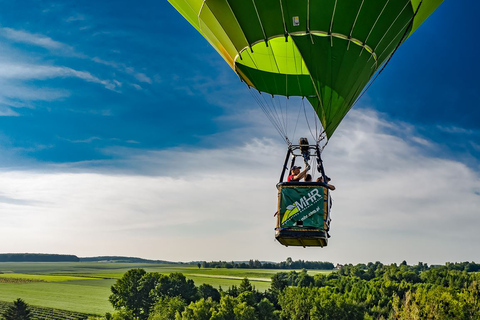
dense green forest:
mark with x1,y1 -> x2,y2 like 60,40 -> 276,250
84,261 -> 480,320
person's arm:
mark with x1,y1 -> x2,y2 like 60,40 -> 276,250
327,184 -> 336,191
293,165 -> 310,181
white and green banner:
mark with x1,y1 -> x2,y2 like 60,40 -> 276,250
279,186 -> 325,229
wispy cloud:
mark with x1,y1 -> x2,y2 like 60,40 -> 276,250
0,84 -> 69,102
92,57 -> 152,84
0,27 -> 151,89
66,14 -> 86,23
0,82 -> 70,113
63,137 -> 102,144
437,125 -> 476,135
0,63 -> 117,90
0,106 -> 19,116
0,27 -> 69,51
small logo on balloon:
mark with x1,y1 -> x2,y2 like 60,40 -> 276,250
293,16 -> 300,27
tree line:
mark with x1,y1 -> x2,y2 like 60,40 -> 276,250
84,261 -> 480,319
0,253 -> 79,262
198,258 -> 334,270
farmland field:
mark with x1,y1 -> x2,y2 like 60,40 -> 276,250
0,262 -> 330,315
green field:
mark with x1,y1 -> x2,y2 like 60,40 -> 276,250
0,262 -> 329,315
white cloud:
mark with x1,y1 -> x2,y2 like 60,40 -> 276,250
66,14 -> 87,23
0,28 -> 70,51
0,83 -> 70,102
0,109 -> 479,264
0,27 -> 151,92
91,57 -> 152,84
0,63 -> 117,90
62,137 -> 102,144
0,106 -> 19,116
437,125 -> 476,135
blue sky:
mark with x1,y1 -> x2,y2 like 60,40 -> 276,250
0,0 -> 479,265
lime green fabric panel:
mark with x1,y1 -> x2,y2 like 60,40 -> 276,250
236,64 -> 315,97
237,37 -> 308,76
205,0 -> 249,52
242,43 -> 281,74
269,37 -> 308,75
168,0 -> 204,33
169,0 -> 237,68
410,0 -> 444,35
199,5 -> 239,64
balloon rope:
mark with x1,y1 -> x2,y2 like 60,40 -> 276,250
249,89 -> 288,144
292,98 -> 303,140
303,99 -> 316,142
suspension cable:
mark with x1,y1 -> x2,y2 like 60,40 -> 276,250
249,89 -> 288,143
302,98 -> 316,143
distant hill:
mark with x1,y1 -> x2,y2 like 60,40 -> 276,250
0,253 -> 79,262
79,256 -> 176,264
0,254 -> 176,264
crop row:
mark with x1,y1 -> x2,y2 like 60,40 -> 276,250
0,278 -> 43,283
0,301 -> 93,320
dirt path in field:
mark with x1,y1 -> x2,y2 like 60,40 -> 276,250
186,274 -> 271,282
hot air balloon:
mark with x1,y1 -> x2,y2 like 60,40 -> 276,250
168,0 -> 443,247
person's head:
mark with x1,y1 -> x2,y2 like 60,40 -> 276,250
317,176 -> 331,183
291,166 -> 301,174
305,174 -> 312,182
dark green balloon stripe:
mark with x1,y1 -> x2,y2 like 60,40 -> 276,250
236,64 -> 316,97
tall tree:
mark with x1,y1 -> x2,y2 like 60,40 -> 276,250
154,272 -> 198,303
256,298 -> 277,320
109,268 -> 160,319
239,278 -> 253,294
180,298 -> 217,320
198,284 -> 221,302
2,298 -> 32,320
150,296 -> 187,320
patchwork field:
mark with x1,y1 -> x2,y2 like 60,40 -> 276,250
0,262 -> 329,315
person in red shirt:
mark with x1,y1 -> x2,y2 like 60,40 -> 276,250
287,165 -> 310,182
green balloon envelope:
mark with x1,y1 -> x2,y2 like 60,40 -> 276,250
169,0 -> 443,139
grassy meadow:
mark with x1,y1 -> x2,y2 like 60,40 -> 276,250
0,262 -> 330,315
